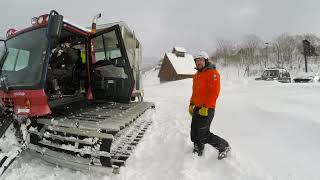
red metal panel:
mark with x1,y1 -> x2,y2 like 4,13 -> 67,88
0,90 -> 51,117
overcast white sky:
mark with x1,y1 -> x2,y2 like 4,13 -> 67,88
1,0 -> 320,58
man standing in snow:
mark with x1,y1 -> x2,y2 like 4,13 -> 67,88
189,51 -> 230,159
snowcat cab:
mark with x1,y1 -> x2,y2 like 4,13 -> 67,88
0,10 -> 154,175
255,68 -> 291,83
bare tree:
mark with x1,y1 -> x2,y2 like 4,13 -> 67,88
210,33 -> 320,77
214,38 -> 237,66
240,34 -> 263,76
276,33 -> 296,68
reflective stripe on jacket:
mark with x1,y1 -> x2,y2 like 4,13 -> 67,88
190,67 -> 220,108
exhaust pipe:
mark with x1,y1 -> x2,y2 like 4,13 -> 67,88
91,13 -> 102,34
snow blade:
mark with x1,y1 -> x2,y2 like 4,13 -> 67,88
0,114 -> 24,177
0,116 -> 14,139
0,145 -> 25,176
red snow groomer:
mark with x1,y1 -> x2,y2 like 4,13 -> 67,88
0,10 -> 154,175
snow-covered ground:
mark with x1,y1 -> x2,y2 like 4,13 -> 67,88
2,68 -> 320,180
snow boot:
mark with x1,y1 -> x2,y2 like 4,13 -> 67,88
197,148 -> 204,156
193,143 -> 204,156
218,146 -> 231,160
193,144 -> 198,154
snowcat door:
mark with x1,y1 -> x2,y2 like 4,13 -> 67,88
0,39 -> 8,91
0,39 -> 6,62
90,25 -> 134,103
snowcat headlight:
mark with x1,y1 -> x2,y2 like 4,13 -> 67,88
38,16 -> 44,24
6,29 -> 17,38
37,14 -> 49,25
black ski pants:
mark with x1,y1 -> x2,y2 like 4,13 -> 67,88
191,107 -> 229,152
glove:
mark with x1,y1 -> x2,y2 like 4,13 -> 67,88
199,107 -> 208,116
189,104 -> 194,116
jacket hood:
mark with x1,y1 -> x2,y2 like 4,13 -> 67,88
195,63 -> 216,72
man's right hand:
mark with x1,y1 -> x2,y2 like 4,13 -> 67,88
199,107 -> 208,116
189,104 -> 194,116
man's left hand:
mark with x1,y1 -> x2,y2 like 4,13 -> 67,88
189,104 -> 194,116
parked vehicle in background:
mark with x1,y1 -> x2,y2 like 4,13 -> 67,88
255,68 -> 291,83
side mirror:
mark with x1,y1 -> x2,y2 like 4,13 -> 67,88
48,14 -> 63,40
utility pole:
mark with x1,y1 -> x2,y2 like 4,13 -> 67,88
302,40 -> 318,72
304,51 -> 308,73
264,42 -> 269,68
274,43 -> 280,68
302,40 -> 309,72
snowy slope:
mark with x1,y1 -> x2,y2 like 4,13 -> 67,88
2,68 -> 320,180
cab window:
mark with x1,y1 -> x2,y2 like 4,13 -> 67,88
2,48 -> 30,71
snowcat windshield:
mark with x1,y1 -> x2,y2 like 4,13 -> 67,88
262,70 -> 279,78
0,28 -> 48,90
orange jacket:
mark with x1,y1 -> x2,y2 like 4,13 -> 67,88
190,67 -> 220,109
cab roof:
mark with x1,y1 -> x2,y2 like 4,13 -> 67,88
95,21 -> 141,46
264,68 -> 288,71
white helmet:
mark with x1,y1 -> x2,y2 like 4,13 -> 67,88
194,51 -> 209,60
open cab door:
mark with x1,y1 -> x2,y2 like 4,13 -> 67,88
0,39 -> 6,63
89,25 -> 134,103
0,39 -> 8,91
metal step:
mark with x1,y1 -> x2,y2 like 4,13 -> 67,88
29,144 -> 93,165
28,129 -> 97,145
35,102 -> 154,135
38,140 -> 110,158
68,116 -> 131,127
28,145 -> 117,174
37,118 -> 121,133
43,125 -> 113,140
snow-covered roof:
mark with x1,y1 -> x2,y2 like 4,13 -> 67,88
166,52 -> 196,75
173,46 -> 187,53
263,68 -> 289,73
